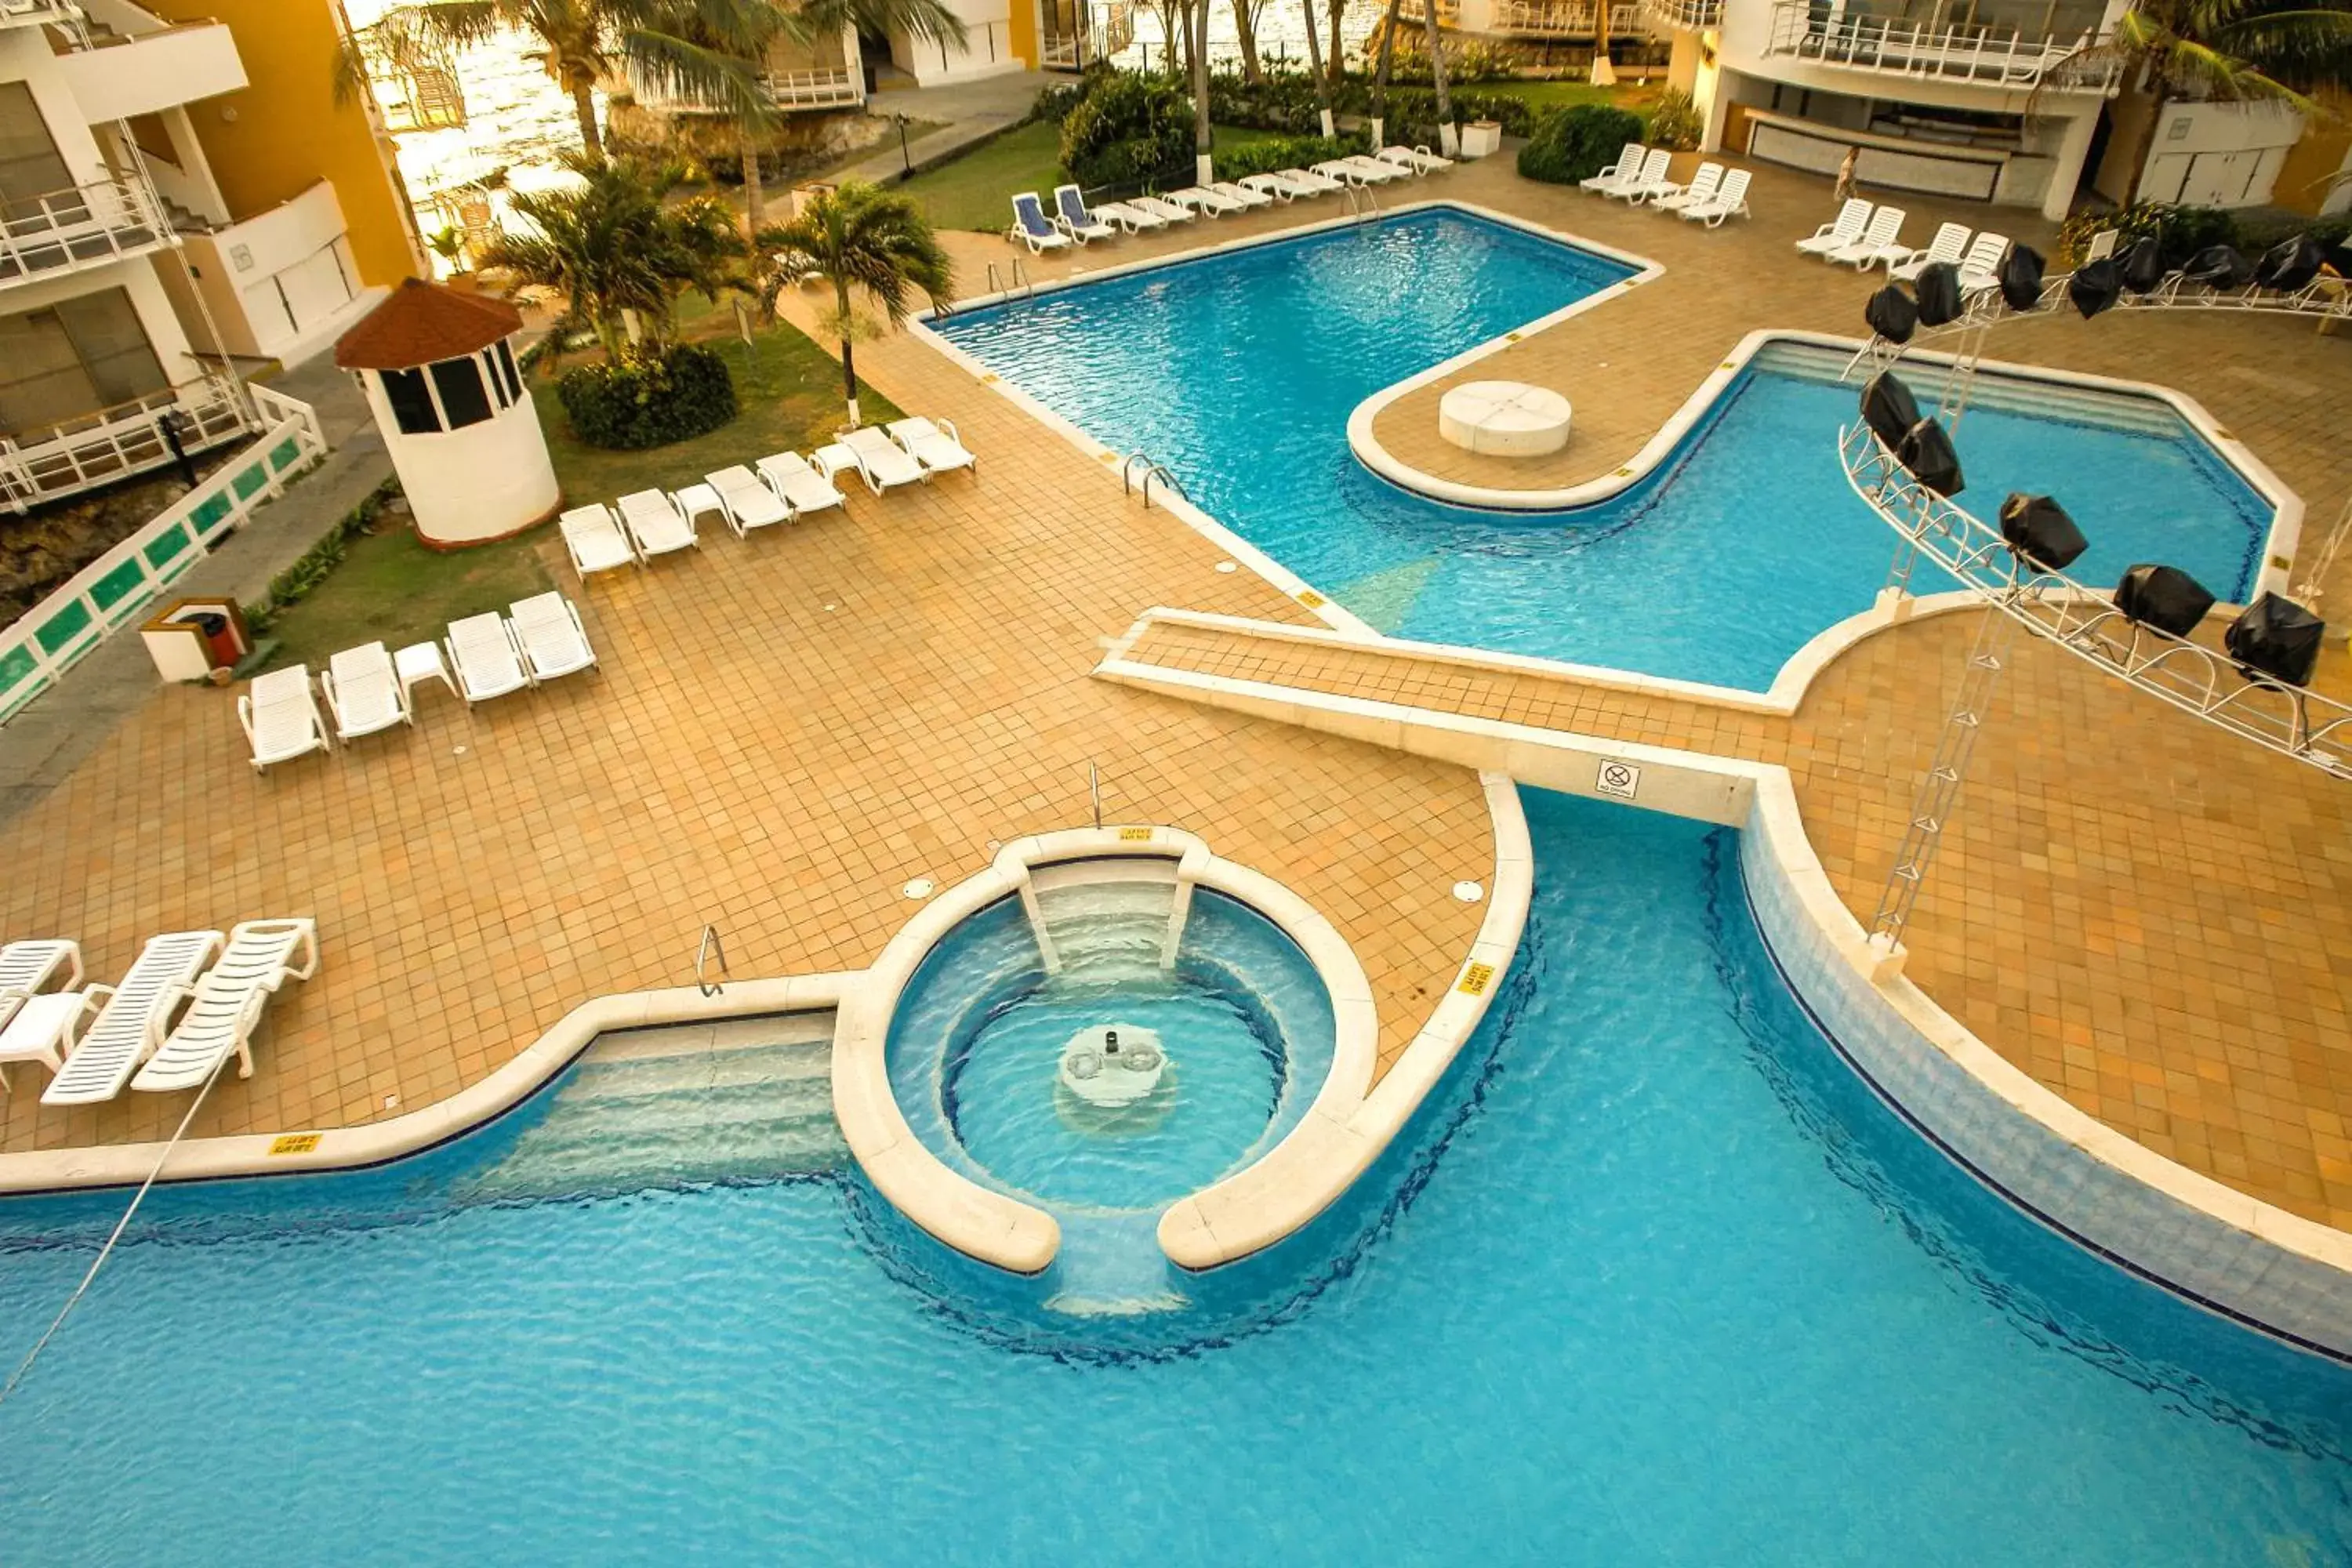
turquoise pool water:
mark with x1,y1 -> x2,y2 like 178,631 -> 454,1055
933,207 -> 2273,691
1,792 -> 2346,1562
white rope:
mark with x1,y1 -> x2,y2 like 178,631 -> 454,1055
0,1056 -> 230,1406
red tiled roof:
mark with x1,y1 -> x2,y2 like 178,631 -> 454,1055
334,278 -> 522,370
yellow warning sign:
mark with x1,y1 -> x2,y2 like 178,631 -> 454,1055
1118,826 -> 1153,842
1458,962 -> 1495,996
1297,589 -> 1327,608
268,1133 -> 321,1156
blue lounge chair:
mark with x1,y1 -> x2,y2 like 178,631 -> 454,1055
1053,184 -> 1116,244
1007,193 -> 1073,256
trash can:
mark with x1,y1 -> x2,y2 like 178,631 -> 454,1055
140,597 -> 252,683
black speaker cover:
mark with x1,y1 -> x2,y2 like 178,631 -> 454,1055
1914,261 -> 1963,326
1896,416 -> 1965,497
1998,493 -> 2086,572
2069,258 -> 2121,318
1998,244 -> 2046,311
1860,371 -> 1919,450
2183,245 -> 2253,289
2225,592 -> 2325,687
2256,234 -> 2325,292
2120,235 -> 2165,294
1864,283 -> 1918,343
2114,564 -> 2216,637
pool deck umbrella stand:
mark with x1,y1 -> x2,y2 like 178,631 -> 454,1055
335,281 -> 561,548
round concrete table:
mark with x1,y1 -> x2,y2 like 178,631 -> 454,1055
1437,380 -> 1573,458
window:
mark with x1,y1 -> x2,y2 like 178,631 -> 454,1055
494,340 -> 521,405
429,356 -> 492,428
379,366 -> 440,434
0,288 -> 167,437
0,82 -> 74,220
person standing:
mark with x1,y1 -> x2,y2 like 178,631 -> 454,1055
1833,145 -> 1861,205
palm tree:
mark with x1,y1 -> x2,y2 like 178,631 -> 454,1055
757,181 -> 953,427
1420,0 -> 1454,153
336,0 -> 771,158
1230,0 -> 1269,82
476,151 -> 745,357
1301,0 -> 1337,137
1369,0 -> 1403,145
1189,0 -> 1214,183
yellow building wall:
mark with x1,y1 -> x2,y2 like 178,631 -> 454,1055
140,0 -> 424,287
1008,0 -> 1037,69
2273,91 -> 2350,217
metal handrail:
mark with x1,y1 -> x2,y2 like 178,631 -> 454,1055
0,176 -> 169,287
1640,0 -> 1722,28
982,257 -> 1033,302
695,924 -> 728,996
1142,464 -> 1186,508
1839,420 -> 2352,781
0,372 -> 250,513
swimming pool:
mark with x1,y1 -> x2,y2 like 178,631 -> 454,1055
0,792 -> 2344,1563
932,207 -> 2274,691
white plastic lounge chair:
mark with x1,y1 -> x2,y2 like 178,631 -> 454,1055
1092,199 -> 1168,233
318,641 -> 411,742
1336,155 -> 1410,185
756,450 -> 847,517
1650,162 -> 1723,214
2084,227 -> 2121,263
1279,165 -> 1348,195
443,612 -> 532,705
131,919 -> 318,1094
1610,148 -> 1675,202
0,990 -> 93,1095
616,489 -> 699,559
1377,144 -> 1453,174
1955,230 -> 2013,293
507,592 -> 597,683
706,466 -> 789,535
1238,172 -> 1313,203
557,503 -> 637,580
1829,205 -> 1909,270
670,482 -> 729,537
1053,184 -> 1117,243
1208,180 -> 1274,209
1797,198 -> 1873,258
1308,159 -> 1377,188
887,416 -> 975,477
1164,186 -> 1243,216
1890,222 -> 1973,281
1007,192 -> 1073,254
1580,142 -> 1645,193
0,938 -> 82,1037
1130,194 -> 1198,224
839,426 -> 927,489
1679,167 -> 1751,227
41,929 -> 222,1106
238,666 -> 330,774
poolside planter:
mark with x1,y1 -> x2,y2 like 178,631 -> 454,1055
1459,122 -> 1503,158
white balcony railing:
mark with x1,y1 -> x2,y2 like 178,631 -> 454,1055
1469,0 -> 1640,36
764,67 -> 862,109
0,0 -> 81,30
1641,0 -> 1722,29
0,176 -> 169,289
1765,3 -> 2118,91
0,373 -> 249,514
1044,0 -> 1134,71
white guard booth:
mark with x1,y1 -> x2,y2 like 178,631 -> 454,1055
334,280 -> 559,547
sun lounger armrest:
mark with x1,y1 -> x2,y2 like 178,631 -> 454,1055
934,416 -> 960,445
235,694 -> 256,745
146,981 -> 194,1053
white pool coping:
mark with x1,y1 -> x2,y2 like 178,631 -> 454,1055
0,974 -> 860,1196
829,813 -> 1529,1274
1095,601 -> 2352,1361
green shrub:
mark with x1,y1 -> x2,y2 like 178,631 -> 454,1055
1029,77 -> 1089,128
1644,88 -> 1701,152
2053,200 -> 2344,268
1214,132 -> 1364,180
1061,73 -> 1196,188
1518,103 -> 1642,184
557,342 -> 737,451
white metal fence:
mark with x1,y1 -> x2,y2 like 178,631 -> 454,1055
0,387 -> 326,726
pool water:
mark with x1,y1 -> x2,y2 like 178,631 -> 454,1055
935,208 -> 2272,691
1,793 -> 2346,1563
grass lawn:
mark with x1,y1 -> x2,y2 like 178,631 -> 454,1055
263,314 -> 891,668
899,119 -> 1298,231
1469,79 -> 1664,114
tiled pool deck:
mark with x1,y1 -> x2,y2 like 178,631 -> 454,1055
2,155 -> 2347,1253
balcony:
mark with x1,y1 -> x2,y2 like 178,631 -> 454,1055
0,373 -> 252,513
55,19 -> 246,122
1763,3 -> 2119,91
0,178 -> 171,292
0,0 -> 80,30
1642,0 -> 1722,29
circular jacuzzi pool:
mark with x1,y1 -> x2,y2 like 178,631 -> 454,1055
884,877 -> 1338,1218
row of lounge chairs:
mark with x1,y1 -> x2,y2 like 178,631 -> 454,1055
0,922 -> 318,1106
1006,147 -> 1455,254
1796,198 -> 2013,292
242,593 -> 598,771
557,419 -> 977,583
1578,144 -> 1752,227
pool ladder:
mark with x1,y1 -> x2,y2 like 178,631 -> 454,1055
1120,450 -> 1187,509
695,923 -> 728,996
1342,182 -> 1381,221
984,257 -> 1035,300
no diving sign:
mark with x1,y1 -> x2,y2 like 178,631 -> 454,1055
1595,759 -> 1642,800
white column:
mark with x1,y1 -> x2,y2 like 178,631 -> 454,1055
2041,107 -> 2100,222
